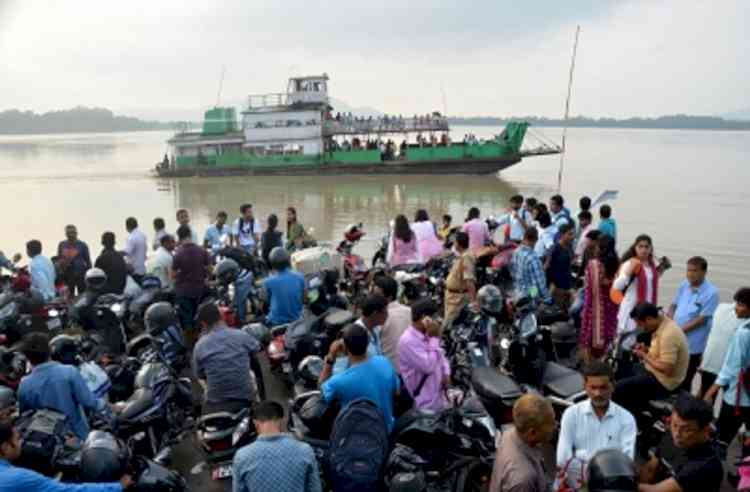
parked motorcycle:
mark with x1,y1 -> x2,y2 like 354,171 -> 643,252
337,223 -> 370,307
196,406 -> 256,481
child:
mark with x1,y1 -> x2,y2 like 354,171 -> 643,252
438,214 -> 452,241
598,205 -> 617,243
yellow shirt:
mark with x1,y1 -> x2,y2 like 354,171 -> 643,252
647,317 -> 689,391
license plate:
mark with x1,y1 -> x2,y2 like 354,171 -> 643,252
282,361 -> 292,374
47,318 -> 62,331
212,464 -> 233,480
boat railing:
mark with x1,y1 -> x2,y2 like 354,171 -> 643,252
322,116 -> 449,136
247,93 -> 290,110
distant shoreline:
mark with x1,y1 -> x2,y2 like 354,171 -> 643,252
449,115 -> 750,131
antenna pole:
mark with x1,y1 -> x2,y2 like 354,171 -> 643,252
216,66 -> 226,107
557,25 -> 580,193
440,83 -> 448,117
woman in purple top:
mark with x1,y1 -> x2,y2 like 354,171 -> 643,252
387,215 -> 422,267
461,207 -> 491,253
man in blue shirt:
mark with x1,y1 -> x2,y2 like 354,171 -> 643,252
319,323 -> 400,432
0,421 -> 130,492
598,205 -> 617,243
203,211 -> 231,256
332,294 -> 388,375
17,333 -> 106,441
668,256 -> 719,392
262,247 -> 305,327
233,400 -> 321,492
704,287 -> 750,445
511,227 -> 552,306
27,240 -> 56,302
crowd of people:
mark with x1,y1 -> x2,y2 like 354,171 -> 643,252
0,190 -> 748,492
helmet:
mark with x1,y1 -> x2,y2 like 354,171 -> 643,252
297,356 -> 324,384
586,449 -> 637,492
268,247 -> 290,271
344,223 -> 365,242
85,268 -> 108,291
477,285 -> 503,315
389,471 -> 427,492
144,302 -> 178,335
0,386 -> 16,410
244,323 -> 270,346
131,457 -> 187,492
297,392 -> 336,439
80,431 -> 130,482
215,258 -> 240,285
0,349 -> 26,387
49,335 -> 80,366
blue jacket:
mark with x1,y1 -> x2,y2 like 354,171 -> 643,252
0,459 -> 121,492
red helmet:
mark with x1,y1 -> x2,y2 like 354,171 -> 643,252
11,273 -> 31,293
344,224 -> 365,242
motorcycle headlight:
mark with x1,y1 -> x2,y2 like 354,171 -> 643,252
48,308 -> 59,318
429,276 -> 439,285
232,417 -> 250,446
500,338 -> 511,350
267,342 -> 282,356
110,303 -> 122,314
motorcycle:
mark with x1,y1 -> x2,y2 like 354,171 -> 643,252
126,275 -> 171,336
306,270 -> 348,317
336,223 -> 369,308
392,263 -> 428,305
69,292 -> 129,356
196,406 -> 256,481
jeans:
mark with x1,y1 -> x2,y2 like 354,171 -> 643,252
234,275 -> 254,323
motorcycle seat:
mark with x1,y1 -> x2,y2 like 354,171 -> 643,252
324,309 -> 355,330
548,321 -> 578,343
197,408 -> 249,430
647,396 -> 677,415
471,367 -> 523,403
120,388 -> 156,420
542,362 -> 584,399
392,263 -> 426,274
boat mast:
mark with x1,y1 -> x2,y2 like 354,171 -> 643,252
216,66 -> 226,107
557,25 -> 580,193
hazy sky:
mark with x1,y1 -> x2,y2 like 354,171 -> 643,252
1,0 -> 747,120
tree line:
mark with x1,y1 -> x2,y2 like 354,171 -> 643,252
0,107 -> 174,135
449,114 -> 750,131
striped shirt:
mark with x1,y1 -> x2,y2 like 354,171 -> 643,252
556,399 -> 637,488
510,244 -> 551,304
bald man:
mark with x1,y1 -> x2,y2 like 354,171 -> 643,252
490,394 -> 556,492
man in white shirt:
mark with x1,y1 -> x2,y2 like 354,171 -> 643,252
556,361 -> 636,489
495,194 -> 529,243
147,234 -> 175,289
232,203 -> 260,253
124,217 -> 148,281
372,275 -> 411,373
698,302 -> 743,398
175,209 -> 198,244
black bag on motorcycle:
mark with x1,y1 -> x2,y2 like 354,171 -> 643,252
14,409 -> 68,476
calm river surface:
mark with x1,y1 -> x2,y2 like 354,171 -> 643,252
0,126 -> 747,300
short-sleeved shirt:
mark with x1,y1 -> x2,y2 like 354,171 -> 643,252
233,218 -> 260,249
445,251 -> 476,293
321,355 -> 399,432
193,326 -> 260,404
172,242 -> 210,298
124,228 -> 148,276
263,269 -> 305,326
670,441 -> 723,492
95,249 -> 128,295
647,317 -> 690,391
461,219 -> 489,252
489,428 -> 547,492
701,303 -> 742,374
547,243 -> 574,290
672,279 -> 720,354
203,223 -> 231,252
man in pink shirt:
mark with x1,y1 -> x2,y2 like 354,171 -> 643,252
462,207 -> 491,252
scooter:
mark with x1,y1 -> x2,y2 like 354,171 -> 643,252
196,406 -> 256,481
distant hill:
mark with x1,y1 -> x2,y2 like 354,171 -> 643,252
721,108 -> 750,121
449,114 -> 750,131
0,107 -> 175,135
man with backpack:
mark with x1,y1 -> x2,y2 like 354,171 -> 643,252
319,323 -> 399,432
232,204 -> 260,253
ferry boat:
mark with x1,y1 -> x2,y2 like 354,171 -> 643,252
155,74 -> 560,177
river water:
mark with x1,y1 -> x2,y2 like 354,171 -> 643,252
0,126 -> 747,301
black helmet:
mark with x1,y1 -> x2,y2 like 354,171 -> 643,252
268,247 -> 291,271
145,302 -> 178,335
215,258 -> 240,285
0,348 -> 24,385
49,335 -> 80,366
477,285 -> 503,315
85,268 -> 108,291
80,430 -> 130,482
297,356 -> 324,384
0,386 -> 16,410
297,392 -> 336,439
244,323 -> 270,346
586,449 -> 637,492
389,471 -> 427,492
131,457 -> 187,492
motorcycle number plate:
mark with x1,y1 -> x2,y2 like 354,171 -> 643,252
212,464 -> 233,480
47,318 -> 62,331
282,362 -> 292,374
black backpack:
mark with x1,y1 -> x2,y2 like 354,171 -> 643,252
328,398 -> 390,492
15,409 -> 69,476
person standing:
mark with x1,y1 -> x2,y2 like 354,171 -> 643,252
443,232 -> 478,326
534,212 -> 557,260
703,287 -> 750,445
232,204 -> 260,253
668,257 -> 719,393
545,222 -> 576,309
387,214 -> 422,267
175,209 -> 198,244
613,302 -> 689,418
510,228 -> 552,307
57,224 -> 92,297
495,194 -> 529,243
232,400 -> 321,492
372,275 -> 411,373
398,299 -> 450,412
549,194 -> 571,229
331,294 -> 389,374
95,232 -> 127,295
172,225 -> 211,339
411,209 -> 444,261
260,214 -> 284,264
152,217 -> 167,251
574,210 -> 595,260
490,394 -> 556,492
123,217 -> 147,283
556,361 -> 636,489
598,205 -> 617,243
613,234 -> 667,349
26,240 -> 56,302
146,234 -> 175,290
437,214 -> 452,241
697,302 -> 743,398
579,234 -> 620,364
461,207 -> 491,253
286,207 -> 311,251
203,211 -> 230,255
